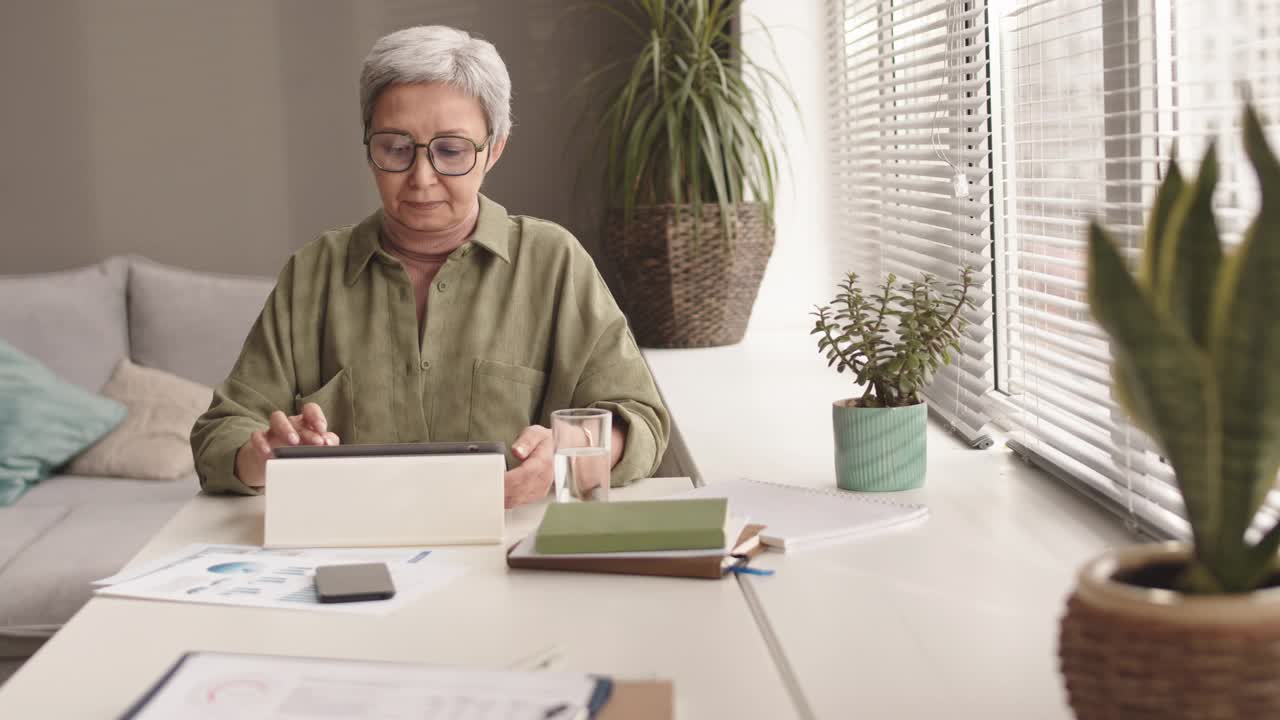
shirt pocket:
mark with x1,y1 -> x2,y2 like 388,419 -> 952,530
294,367 -> 356,444
467,359 -> 547,445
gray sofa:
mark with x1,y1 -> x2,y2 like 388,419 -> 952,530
0,255 -> 698,687
0,256 -> 275,685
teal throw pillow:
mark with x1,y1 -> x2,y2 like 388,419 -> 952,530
0,339 -> 126,505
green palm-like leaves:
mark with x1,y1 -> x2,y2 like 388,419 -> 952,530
811,268 -> 976,408
585,0 -> 796,239
1088,104 -> 1280,593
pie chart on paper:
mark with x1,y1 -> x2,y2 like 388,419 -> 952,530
185,675 -> 273,713
204,561 -> 265,575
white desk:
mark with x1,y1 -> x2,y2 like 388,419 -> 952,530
645,332 -> 1134,719
0,477 -> 797,719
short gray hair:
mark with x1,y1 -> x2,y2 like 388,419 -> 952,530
360,26 -> 512,140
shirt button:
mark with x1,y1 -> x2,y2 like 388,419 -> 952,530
420,360 -> 431,370
437,281 -> 447,292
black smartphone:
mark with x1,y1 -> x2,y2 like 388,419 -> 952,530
313,563 -> 396,603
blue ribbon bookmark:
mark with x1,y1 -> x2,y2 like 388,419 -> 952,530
728,566 -> 775,576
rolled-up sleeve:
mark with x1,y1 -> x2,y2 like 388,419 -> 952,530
574,321 -> 669,486
552,250 -> 671,487
190,259 -> 299,495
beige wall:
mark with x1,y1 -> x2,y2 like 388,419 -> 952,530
1,0 -> 632,276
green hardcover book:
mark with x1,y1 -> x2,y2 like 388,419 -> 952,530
534,498 -> 730,555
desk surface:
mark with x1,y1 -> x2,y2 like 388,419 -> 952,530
645,334 -> 1134,719
0,477 -> 797,720
2,334 -> 1139,719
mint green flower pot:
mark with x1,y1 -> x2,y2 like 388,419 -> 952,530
832,400 -> 927,491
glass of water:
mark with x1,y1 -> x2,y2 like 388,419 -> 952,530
551,408 -> 612,502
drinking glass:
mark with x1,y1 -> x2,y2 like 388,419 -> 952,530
551,409 -> 612,502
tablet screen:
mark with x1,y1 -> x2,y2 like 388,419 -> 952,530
271,441 -> 506,460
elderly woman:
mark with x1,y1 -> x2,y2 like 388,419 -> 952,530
191,26 -> 670,507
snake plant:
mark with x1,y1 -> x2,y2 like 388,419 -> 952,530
1087,105 -> 1280,594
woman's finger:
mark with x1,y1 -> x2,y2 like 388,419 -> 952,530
268,411 -> 299,445
511,425 -> 551,461
323,432 -> 341,446
296,427 -> 328,446
529,431 -> 554,461
250,430 -> 274,459
300,402 -> 328,434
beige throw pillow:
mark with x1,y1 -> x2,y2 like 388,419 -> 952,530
67,359 -> 213,480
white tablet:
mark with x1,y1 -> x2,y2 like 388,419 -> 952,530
264,442 -> 507,548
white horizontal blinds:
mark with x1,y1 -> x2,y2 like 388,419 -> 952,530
998,0 -> 1280,538
828,0 -> 892,281
827,0 -> 997,448
1000,0 -> 1183,537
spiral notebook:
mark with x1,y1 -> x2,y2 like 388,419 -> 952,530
669,478 -> 928,551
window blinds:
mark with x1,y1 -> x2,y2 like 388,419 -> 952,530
826,0 -> 997,448
995,0 -> 1280,538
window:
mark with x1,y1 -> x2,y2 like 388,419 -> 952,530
826,0 -> 997,448
994,0 -> 1280,537
829,0 -> 1280,537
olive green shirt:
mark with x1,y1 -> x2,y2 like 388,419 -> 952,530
191,195 -> 670,495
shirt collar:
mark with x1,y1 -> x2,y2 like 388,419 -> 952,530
345,194 -> 511,287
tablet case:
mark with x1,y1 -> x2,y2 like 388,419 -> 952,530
264,442 -> 506,548
506,524 -> 767,579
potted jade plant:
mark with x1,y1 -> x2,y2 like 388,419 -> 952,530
586,0 -> 795,348
811,267 -> 974,491
1059,105 -> 1280,719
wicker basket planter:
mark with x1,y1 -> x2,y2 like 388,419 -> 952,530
607,203 -> 774,348
1059,542 -> 1280,720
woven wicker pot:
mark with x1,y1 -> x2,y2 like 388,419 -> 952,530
607,203 -> 773,348
1059,542 -> 1280,720
832,400 -> 927,492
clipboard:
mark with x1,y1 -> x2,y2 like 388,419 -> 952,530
118,651 -> 669,719
506,524 -> 767,579
600,680 -> 674,720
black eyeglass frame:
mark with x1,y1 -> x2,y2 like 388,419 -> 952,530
363,131 -> 492,176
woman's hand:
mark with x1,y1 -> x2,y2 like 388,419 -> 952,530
504,424 -> 554,508
234,403 -> 340,488
503,417 -> 628,507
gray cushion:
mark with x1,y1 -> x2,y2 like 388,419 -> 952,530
128,258 -> 275,387
0,506 -> 68,576
0,473 -> 191,668
0,259 -> 128,392
16,472 -> 196,506
0,500 -> 185,659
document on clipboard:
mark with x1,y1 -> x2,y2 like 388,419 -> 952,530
119,652 -> 613,720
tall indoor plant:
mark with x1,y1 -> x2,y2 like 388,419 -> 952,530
811,268 -> 974,491
1059,105 -> 1280,719
588,0 -> 795,347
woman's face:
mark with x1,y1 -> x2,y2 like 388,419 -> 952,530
367,82 -> 506,235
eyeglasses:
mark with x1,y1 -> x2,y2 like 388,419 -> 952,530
364,131 -> 490,176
